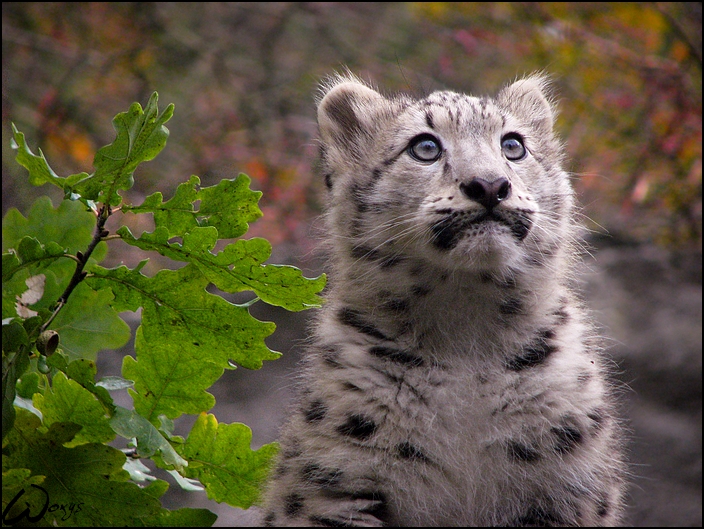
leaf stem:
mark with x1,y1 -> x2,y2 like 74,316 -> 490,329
41,205 -> 111,331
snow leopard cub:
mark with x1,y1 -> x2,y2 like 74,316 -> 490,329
261,74 -> 626,526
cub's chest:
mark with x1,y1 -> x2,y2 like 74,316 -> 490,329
348,358 -> 521,445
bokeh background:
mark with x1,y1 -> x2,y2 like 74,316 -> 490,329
2,3 -> 701,526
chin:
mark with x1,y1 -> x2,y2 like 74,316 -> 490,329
429,233 -> 525,274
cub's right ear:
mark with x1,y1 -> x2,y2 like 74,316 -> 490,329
317,80 -> 384,146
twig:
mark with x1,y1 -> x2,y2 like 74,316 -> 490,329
41,204 -> 111,331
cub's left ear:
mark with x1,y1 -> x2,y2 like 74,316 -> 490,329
497,75 -> 556,133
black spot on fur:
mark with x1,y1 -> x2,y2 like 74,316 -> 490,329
508,441 -> 541,463
397,441 -> 430,462
353,490 -> 386,502
483,271 -> 518,289
350,245 -> 403,268
379,254 -> 404,268
382,298 -> 410,312
526,255 -> 546,267
479,271 -> 495,283
338,307 -> 390,341
509,216 -> 532,240
304,400 -> 328,423
382,155 -> 399,167
587,408 -> 607,432
350,181 -> 374,213
553,305 -> 570,324
577,371 -> 592,385
411,285 -> 431,297
282,443 -> 303,459
324,172 -> 334,189
341,381 -> 363,392
263,511 -> 276,526
540,329 -> 556,340
337,414 -> 378,440
499,297 -> 523,315
551,421 -> 584,454
321,347 -> 343,368
499,271 -> 519,288
443,160 -> 453,178
506,329 -> 557,371
491,401 -> 510,416
425,111 -> 435,129
347,490 -> 388,520
349,218 -> 363,239
511,505 -> 565,526
431,215 -> 463,250
309,490 -> 388,525
308,516 -> 356,527
301,462 -> 343,486
596,497 -> 610,517
350,244 -> 377,260
284,493 -> 305,517
369,346 -> 424,367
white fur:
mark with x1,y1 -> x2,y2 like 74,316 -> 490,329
261,75 -> 626,527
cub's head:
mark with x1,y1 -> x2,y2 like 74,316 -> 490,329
317,74 -> 575,274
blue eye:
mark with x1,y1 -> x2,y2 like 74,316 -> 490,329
408,134 -> 442,162
501,134 -> 526,161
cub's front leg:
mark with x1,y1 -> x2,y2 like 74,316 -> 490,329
262,427 -> 390,527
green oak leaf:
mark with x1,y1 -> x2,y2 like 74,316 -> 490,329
15,371 -> 40,399
2,197 -> 96,254
196,173 -> 263,238
2,320 -> 29,354
10,123 -> 88,191
32,371 -> 114,447
2,197 -> 107,319
71,92 -> 173,206
1,469 -> 46,526
2,251 -> 20,281
2,467 -> 45,493
177,413 -> 278,509
123,173 -> 263,239
2,196 -> 106,272
117,225 -> 325,311
65,358 -> 101,388
123,175 -> 201,237
2,348 -> 29,441
2,267 -> 63,321
109,406 -> 187,469
122,326 -> 222,423
63,358 -> 115,413
49,282 -> 131,361
196,236 -> 326,311
2,236 -> 66,282
1,267 -> 26,320
86,263 -> 279,370
2,409 -> 163,526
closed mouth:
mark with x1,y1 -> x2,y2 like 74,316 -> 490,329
430,210 -> 532,250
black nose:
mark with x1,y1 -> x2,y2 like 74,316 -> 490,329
459,177 -> 511,210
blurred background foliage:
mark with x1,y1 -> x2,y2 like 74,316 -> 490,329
2,2 -> 702,261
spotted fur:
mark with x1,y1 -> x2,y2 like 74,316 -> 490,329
261,74 -> 626,526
